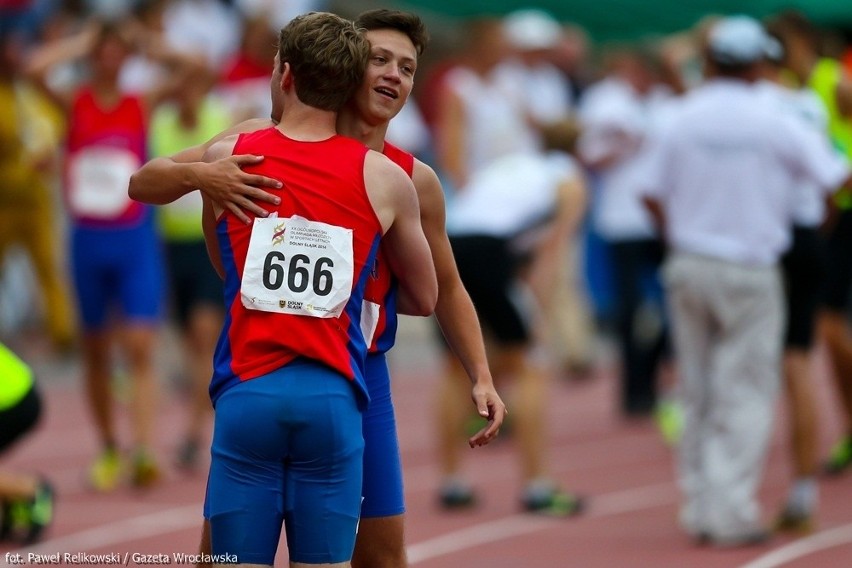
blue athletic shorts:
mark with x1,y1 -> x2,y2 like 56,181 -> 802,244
205,359 -> 364,565
71,222 -> 164,330
361,352 -> 405,518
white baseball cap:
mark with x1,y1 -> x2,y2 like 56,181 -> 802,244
708,15 -> 772,65
503,9 -> 562,51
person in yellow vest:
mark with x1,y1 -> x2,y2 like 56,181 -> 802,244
149,65 -> 231,469
0,342 -> 53,544
0,24 -> 76,352
769,11 -> 852,477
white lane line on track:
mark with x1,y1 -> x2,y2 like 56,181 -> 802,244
17,505 -> 201,556
407,517 -> 555,564
18,479 -> 847,567
738,522 -> 852,568
15,481 -> 678,562
407,482 -> 678,564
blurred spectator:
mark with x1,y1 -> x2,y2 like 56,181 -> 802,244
640,16 -> 852,547
385,97 -> 431,158
497,9 -> 575,134
768,10 -> 852,478
161,0 -> 240,71
233,0 -> 327,31
433,17 -> 535,192
148,65 -> 231,471
83,0 -> 133,20
26,17 -> 200,491
0,24 -> 75,353
521,119 -> 596,378
550,22 -> 592,103
757,37 -> 834,533
118,0 -> 170,94
217,15 -> 277,123
578,45 -> 677,418
437,120 -> 587,517
496,10 -> 596,374
0,342 -> 53,544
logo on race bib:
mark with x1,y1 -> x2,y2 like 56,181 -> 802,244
272,221 -> 287,246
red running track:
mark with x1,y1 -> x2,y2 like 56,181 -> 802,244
2,329 -> 851,567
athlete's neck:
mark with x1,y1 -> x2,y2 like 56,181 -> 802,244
337,109 -> 389,152
89,77 -> 122,108
276,101 -> 337,142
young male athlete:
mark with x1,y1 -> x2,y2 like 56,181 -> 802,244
27,18 -> 201,489
195,13 -> 437,566
129,10 -> 506,567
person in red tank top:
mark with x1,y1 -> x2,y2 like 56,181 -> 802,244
26,18 -> 200,492
196,13 -> 437,567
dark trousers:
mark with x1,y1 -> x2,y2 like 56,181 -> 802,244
610,238 -> 668,415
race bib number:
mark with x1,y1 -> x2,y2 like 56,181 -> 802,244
241,215 -> 354,318
68,147 -> 139,218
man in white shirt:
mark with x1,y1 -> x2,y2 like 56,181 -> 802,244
640,16 -> 852,547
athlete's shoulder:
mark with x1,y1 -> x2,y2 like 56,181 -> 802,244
238,117 -> 277,132
204,133 -> 240,162
411,158 -> 441,192
224,118 -> 277,143
366,148 -> 408,178
381,141 -> 415,177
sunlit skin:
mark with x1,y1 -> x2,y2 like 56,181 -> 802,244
349,29 -> 417,129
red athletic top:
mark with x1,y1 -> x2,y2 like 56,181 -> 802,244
363,142 -> 415,354
65,88 -> 148,228
210,127 -> 382,404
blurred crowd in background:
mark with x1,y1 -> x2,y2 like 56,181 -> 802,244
3,0 -> 852,548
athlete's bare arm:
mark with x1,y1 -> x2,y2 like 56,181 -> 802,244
399,161 -> 507,446
201,197 -> 225,281
198,136 -> 243,279
128,118 -> 282,224
365,151 -> 438,316
25,25 -> 94,113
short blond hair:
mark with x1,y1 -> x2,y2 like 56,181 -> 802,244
277,12 -> 370,111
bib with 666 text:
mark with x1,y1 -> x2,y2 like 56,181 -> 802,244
241,214 -> 354,318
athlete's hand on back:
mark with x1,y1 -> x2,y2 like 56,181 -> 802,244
196,154 -> 282,224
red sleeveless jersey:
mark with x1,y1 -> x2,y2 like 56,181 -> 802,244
363,142 -> 415,354
65,88 -> 148,228
211,127 -> 382,404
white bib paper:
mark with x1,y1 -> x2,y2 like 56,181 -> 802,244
360,300 -> 381,348
241,215 -> 354,318
68,147 -> 140,218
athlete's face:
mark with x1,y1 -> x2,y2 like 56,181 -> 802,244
353,29 -> 417,125
93,33 -> 131,79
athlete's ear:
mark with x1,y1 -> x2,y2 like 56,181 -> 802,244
280,62 -> 293,90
